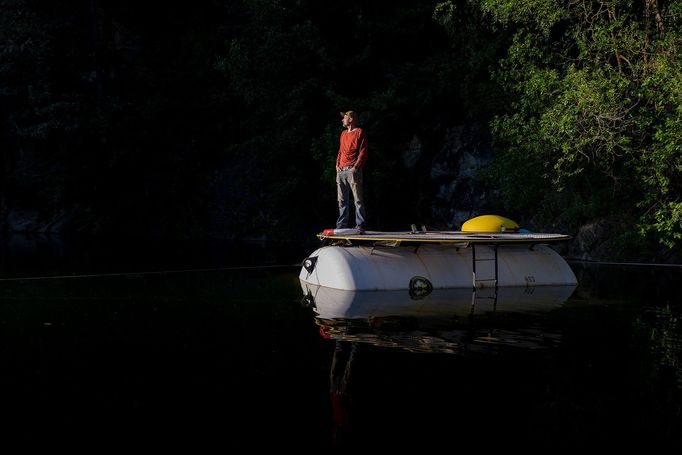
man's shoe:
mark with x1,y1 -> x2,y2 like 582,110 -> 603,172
354,226 -> 365,234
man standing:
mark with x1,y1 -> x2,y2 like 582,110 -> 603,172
336,110 -> 368,231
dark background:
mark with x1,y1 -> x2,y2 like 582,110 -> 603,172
1,0 -> 679,262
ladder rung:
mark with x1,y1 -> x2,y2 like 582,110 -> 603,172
472,244 -> 498,290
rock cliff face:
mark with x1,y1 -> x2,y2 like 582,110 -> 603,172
407,122 -> 497,230
431,124 -> 497,229
1,119 -> 675,263
403,123 -> 678,263
4,206 -> 97,234
567,219 -> 620,261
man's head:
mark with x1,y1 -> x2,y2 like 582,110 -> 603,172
340,110 -> 358,128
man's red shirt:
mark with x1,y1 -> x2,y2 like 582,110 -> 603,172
336,127 -> 367,169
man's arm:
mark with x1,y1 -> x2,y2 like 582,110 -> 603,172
353,130 -> 368,170
336,131 -> 343,171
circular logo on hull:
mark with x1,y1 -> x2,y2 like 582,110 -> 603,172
409,276 -> 433,299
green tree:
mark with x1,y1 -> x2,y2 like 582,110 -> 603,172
438,0 -> 682,250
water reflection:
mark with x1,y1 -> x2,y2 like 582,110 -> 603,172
329,340 -> 357,447
302,282 -> 577,449
301,282 -> 576,354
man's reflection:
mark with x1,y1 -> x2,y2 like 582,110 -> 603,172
329,340 -> 357,448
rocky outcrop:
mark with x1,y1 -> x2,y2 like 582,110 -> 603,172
406,124 -> 676,263
421,123 -> 498,229
566,219 -> 620,261
5,206 -> 97,234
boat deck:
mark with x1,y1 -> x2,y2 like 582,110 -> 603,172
317,230 -> 571,245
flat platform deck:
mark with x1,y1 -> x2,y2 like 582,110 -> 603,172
317,230 -> 571,245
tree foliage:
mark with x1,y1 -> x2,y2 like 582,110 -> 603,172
1,0 -> 679,258
438,0 -> 681,248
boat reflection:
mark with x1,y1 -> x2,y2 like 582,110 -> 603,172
301,281 -> 577,354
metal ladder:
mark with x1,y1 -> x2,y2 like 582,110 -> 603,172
470,245 -> 500,319
471,244 -> 499,290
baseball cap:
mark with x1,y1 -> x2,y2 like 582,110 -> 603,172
339,110 -> 358,120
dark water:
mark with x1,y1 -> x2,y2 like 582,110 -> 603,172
1,236 -> 681,450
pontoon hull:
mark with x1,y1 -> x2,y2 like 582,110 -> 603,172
299,244 -> 577,291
